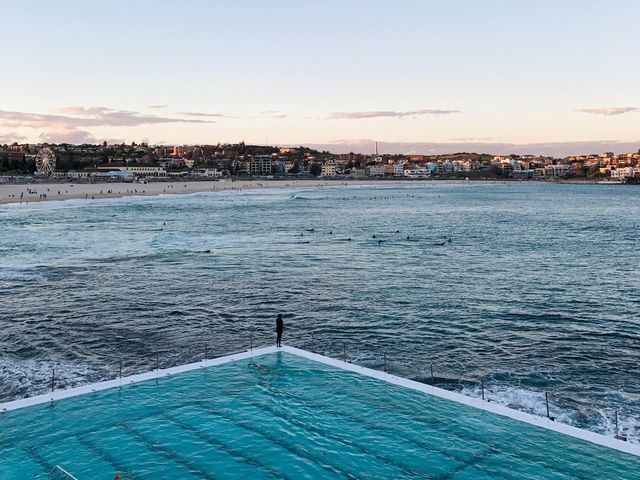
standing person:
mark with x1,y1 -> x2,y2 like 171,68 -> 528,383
276,314 -> 284,347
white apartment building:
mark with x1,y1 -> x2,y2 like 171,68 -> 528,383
248,155 -> 273,176
321,164 -> 337,176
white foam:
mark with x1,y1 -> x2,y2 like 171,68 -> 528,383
0,345 -> 638,458
0,357 -> 107,400
458,383 -> 640,444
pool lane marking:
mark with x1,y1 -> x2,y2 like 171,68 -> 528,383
161,412 -> 286,480
280,346 -> 640,458
232,394 -> 432,479
120,423 -> 217,480
2,344 -> 639,458
183,402 -> 355,480
0,346 -> 280,413
75,435 -> 142,480
268,367 -> 594,480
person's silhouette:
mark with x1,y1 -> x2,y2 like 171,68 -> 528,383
276,314 -> 284,347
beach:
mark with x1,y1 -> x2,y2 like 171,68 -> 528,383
0,178 -> 442,205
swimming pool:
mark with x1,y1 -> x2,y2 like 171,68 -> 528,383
1,346 -> 639,479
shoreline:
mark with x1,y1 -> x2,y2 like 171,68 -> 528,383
0,177 -> 620,206
0,178 -> 463,206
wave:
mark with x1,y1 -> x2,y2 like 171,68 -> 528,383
0,357 -> 112,402
0,266 -> 40,281
149,231 -> 197,250
458,383 -> 639,444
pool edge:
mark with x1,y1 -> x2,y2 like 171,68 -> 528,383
280,346 -> 640,458
0,346 -> 278,413
2,344 -> 638,458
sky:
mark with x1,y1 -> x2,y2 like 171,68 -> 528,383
1,0 -> 639,156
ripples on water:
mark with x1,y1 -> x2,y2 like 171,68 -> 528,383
1,183 -> 639,441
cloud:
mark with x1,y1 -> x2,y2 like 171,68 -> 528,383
296,139 -> 640,157
178,111 -> 228,118
328,109 -> 459,119
0,132 -> 27,144
39,128 -> 98,144
147,105 -> 168,109
577,107 -> 637,116
54,106 -> 112,115
0,107 -> 217,144
450,136 -> 493,142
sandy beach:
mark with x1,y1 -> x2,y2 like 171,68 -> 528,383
0,179 -> 444,206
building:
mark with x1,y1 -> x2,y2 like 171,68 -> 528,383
365,165 -> 385,176
248,155 -> 273,176
321,163 -> 337,176
544,164 -> 571,177
98,165 -> 166,176
610,167 -> 635,179
196,168 -> 223,178
393,164 -> 405,176
404,168 -> 429,178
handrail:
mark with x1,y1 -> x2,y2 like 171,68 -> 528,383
1,331 -> 636,445
48,465 -> 79,480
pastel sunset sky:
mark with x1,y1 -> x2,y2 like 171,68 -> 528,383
2,0 -> 639,155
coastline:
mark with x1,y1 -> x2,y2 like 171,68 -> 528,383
0,179 -> 387,206
0,177 -> 611,206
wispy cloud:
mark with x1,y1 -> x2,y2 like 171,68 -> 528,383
328,109 -> 459,119
450,136 -> 493,142
0,132 -> 27,144
0,107 -> 217,144
147,105 -> 168,109
577,107 -> 637,116
178,111 -> 228,118
55,106 -> 112,115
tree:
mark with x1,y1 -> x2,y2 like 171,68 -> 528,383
289,162 -> 301,174
309,163 -> 322,176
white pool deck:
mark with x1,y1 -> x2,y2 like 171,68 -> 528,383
1,345 -> 639,458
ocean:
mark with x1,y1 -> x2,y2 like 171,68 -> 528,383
1,182 -> 639,441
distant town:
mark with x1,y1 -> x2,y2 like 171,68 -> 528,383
1,141 -> 640,183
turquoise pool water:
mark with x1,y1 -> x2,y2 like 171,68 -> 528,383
1,351 -> 638,479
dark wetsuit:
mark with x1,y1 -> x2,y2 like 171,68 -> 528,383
276,316 -> 284,347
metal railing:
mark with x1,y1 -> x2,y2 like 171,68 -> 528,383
2,330 -> 636,444
293,334 -> 635,444
48,465 -> 79,480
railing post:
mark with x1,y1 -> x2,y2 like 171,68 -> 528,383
311,332 -> 314,353
545,392 -> 550,419
481,377 -> 485,400
156,352 -> 160,372
50,369 -> 55,396
615,410 -> 619,439
250,332 -> 253,351
384,352 -> 387,373
119,358 -> 123,380
430,363 -> 434,382
343,343 -> 347,362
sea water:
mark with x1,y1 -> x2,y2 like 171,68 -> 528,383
1,182 -> 639,441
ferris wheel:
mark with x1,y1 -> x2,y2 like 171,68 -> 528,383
35,147 -> 56,175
